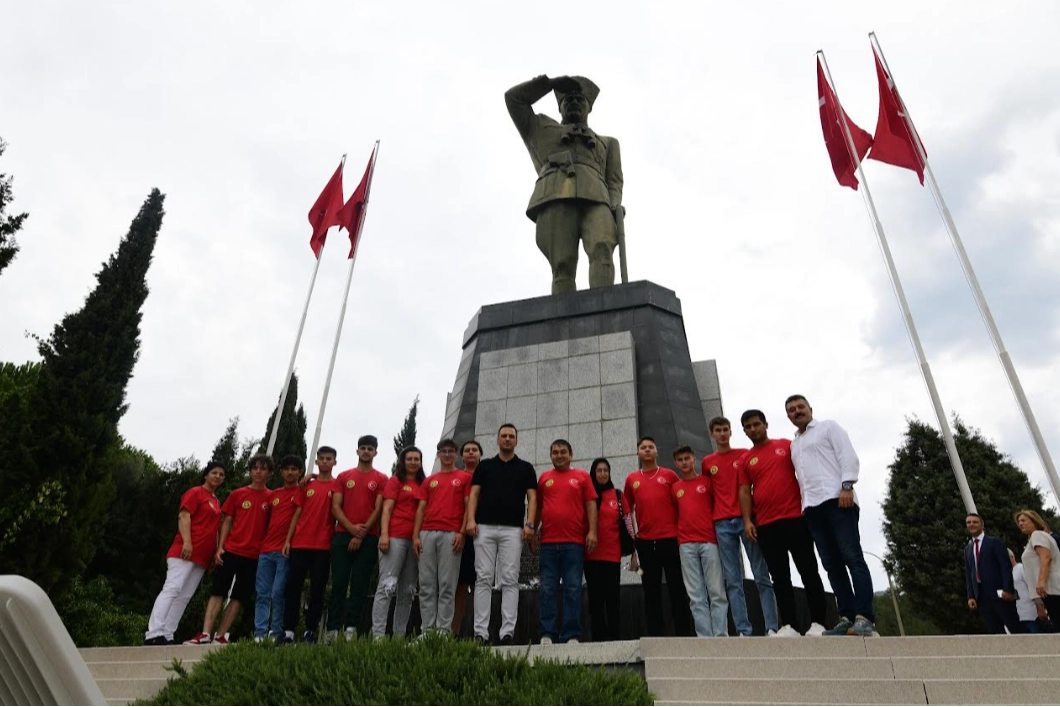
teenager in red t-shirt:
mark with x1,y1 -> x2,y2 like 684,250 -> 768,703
738,409 -> 827,636
253,455 -> 303,640
703,415 -> 778,636
412,438 -> 471,634
326,434 -> 387,638
585,458 -> 625,641
672,446 -> 728,638
452,439 -> 482,635
281,445 -> 338,644
145,461 -> 225,645
623,436 -> 693,636
185,454 -> 273,645
536,439 -> 597,644
372,445 -> 425,637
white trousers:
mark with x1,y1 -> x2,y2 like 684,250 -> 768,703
145,557 -> 205,640
473,525 -> 523,640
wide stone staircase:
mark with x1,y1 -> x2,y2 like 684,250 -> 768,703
80,644 -> 218,705
642,633 -> 1060,705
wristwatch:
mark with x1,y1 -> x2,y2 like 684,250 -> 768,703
524,522 -> 535,529
841,481 -> 855,491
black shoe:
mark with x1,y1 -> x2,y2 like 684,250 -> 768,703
473,635 -> 490,647
144,636 -> 167,646
499,634 -> 515,646
302,630 -> 317,644
276,634 -> 295,646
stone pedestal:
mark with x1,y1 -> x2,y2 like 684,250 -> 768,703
438,281 -> 721,488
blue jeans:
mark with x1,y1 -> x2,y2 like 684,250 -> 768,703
540,542 -> 584,642
804,498 -> 875,622
254,551 -> 288,638
678,542 -> 729,637
715,516 -> 779,634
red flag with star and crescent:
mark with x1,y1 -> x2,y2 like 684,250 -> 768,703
336,146 -> 377,259
867,48 -> 926,184
307,161 -> 344,258
818,58 -> 873,190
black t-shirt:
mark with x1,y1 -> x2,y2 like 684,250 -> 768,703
471,454 -> 538,527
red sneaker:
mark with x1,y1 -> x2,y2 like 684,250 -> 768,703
214,635 -> 229,645
183,632 -> 213,645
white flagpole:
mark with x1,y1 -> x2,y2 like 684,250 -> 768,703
870,32 -> 1060,509
310,141 -> 380,457
819,51 -> 977,514
266,154 -> 347,457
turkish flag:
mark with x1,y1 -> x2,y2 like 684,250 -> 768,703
336,147 -> 377,258
818,58 -> 873,190
867,49 -> 926,184
308,161 -> 344,259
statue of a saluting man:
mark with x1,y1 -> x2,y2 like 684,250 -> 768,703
505,75 -> 625,294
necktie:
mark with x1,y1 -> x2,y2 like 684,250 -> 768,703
974,537 -> 981,583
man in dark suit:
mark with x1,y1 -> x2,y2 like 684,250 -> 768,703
965,513 -> 1024,633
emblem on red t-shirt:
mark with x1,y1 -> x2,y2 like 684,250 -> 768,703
608,499 -> 618,509
775,447 -> 787,456
346,479 -> 355,488
451,478 -> 462,486
676,489 -> 686,498
306,489 -> 316,497
749,457 -> 759,466
568,478 -> 579,487
545,479 -> 555,487
697,484 -> 708,494
656,476 -> 667,484
271,497 -> 280,506
708,465 -> 719,475
402,485 -> 413,492
241,500 -> 251,509
632,481 -> 641,489
430,479 -> 440,488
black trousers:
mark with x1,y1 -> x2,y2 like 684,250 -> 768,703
756,516 -> 827,631
283,548 -> 331,634
636,536 -> 693,636
976,588 -> 1025,634
584,560 -> 621,641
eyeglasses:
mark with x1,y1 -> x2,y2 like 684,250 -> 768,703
439,449 -> 457,455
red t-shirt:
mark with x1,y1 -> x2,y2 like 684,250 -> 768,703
587,487 -> 622,563
417,470 -> 472,532
166,485 -> 222,568
335,468 -> 388,535
737,439 -> 804,526
260,485 -> 301,554
383,476 -> 421,539
623,467 -> 680,540
538,468 -> 597,544
220,486 -> 272,558
291,476 -> 337,550
701,448 -> 748,522
673,477 -> 718,544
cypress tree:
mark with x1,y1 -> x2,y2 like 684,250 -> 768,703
391,395 -> 419,473
0,137 -> 29,277
2,190 -> 165,592
259,373 -> 308,476
882,416 -> 1058,634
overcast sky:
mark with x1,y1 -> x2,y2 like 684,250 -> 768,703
2,1 -> 1058,594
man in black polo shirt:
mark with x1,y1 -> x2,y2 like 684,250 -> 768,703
465,423 -> 538,644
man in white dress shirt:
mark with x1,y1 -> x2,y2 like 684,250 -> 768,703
785,395 -> 876,636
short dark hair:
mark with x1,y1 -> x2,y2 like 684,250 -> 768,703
201,460 -> 226,481
672,445 -> 695,459
966,513 -> 983,521
740,409 -> 766,426
637,436 -> 656,447
247,453 -> 275,472
396,445 -> 426,484
317,446 -> 337,458
550,439 -> 572,454
498,423 -> 518,436
436,438 -> 457,451
460,439 -> 483,455
784,394 -> 809,409
279,454 -> 303,470
357,435 -> 378,448
708,416 -> 731,431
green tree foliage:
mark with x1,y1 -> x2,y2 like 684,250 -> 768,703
259,372 -> 308,476
882,416 -> 1058,634
391,395 -> 419,473
0,190 -> 165,593
0,137 -> 29,277
54,576 -> 148,648
210,417 -> 258,495
147,634 -> 652,706
872,591 -> 943,636
86,447 -> 201,613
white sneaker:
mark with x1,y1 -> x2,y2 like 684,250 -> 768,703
540,636 -> 553,645
344,627 -> 356,640
766,629 -> 777,636
805,622 -> 827,636
773,625 -> 800,637
567,638 -> 579,645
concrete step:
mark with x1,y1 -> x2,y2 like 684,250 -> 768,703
94,677 -> 170,702
922,678 -> 1060,705
864,634 -> 1060,657
646,657 -> 895,680
648,678 -> 929,705
892,654 -> 1060,679
80,644 -> 220,663
86,659 -> 204,680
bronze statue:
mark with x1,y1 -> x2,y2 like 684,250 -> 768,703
505,75 -> 626,294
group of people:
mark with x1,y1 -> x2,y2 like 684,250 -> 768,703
143,394 -> 878,645
964,509 -> 1060,634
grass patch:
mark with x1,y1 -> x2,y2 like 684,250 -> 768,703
143,633 -> 651,705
